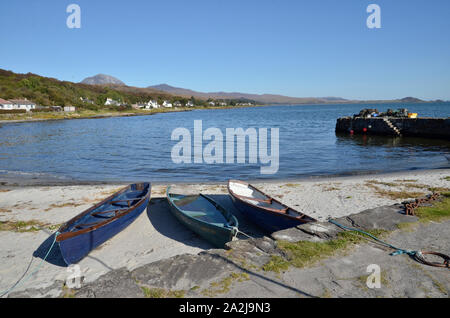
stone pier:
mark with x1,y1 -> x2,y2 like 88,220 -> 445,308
336,117 -> 450,139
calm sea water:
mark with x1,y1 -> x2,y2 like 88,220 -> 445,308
0,103 -> 449,183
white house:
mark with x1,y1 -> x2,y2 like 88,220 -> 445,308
9,99 -> 36,111
162,100 -> 173,108
0,98 -> 14,110
147,100 -> 160,109
64,106 -> 76,112
208,101 -> 216,106
105,98 -> 121,106
173,101 -> 182,107
186,101 -> 194,107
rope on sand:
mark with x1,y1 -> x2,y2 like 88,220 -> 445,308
0,231 -> 60,297
328,220 -> 449,269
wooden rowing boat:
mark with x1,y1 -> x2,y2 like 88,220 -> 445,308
56,183 -> 151,265
166,186 -> 238,248
228,180 -> 316,233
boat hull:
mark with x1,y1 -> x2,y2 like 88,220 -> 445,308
228,180 -> 316,233
229,194 -> 303,233
166,189 -> 237,248
167,202 -> 234,248
57,183 -> 150,265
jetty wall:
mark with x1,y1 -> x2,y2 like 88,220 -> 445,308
335,117 -> 450,139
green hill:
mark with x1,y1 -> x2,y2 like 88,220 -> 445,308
0,69 -> 183,110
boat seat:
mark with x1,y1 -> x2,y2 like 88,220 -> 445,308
74,221 -> 101,230
111,197 -> 140,207
186,211 -> 208,218
93,213 -> 115,219
91,208 -> 128,217
124,190 -> 145,197
236,194 -> 272,204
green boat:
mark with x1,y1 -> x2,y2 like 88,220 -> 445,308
166,186 -> 239,248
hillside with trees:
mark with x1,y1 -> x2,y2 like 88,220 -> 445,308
0,69 -> 199,110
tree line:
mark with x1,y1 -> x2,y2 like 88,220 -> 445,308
0,69 -> 257,110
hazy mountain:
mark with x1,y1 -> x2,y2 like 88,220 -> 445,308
399,97 -> 425,103
147,84 -> 431,104
148,84 -> 199,96
147,84 -> 350,104
80,75 -> 430,105
81,74 -> 125,86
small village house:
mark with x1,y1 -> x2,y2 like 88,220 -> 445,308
186,101 -> 194,107
80,97 -> 94,104
133,100 -> 160,110
162,100 -> 173,108
105,98 -> 121,106
173,101 -> 182,107
147,100 -> 160,109
64,106 -> 76,112
9,99 -> 36,111
0,98 -> 14,110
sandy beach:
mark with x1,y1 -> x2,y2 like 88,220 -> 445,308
0,168 -> 449,297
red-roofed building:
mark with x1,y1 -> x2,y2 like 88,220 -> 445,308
0,98 -> 14,110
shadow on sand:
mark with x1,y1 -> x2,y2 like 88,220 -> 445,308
33,232 -> 67,268
34,194 -> 267,268
146,197 -> 213,250
147,194 -> 266,250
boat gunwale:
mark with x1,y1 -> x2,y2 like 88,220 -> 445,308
166,186 -> 238,231
227,179 -> 316,223
56,183 -> 151,242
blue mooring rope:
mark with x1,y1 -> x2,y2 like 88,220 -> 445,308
327,219 -> 419,257
0,231 -> 60,298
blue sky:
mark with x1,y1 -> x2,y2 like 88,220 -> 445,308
0,0 -> 449,100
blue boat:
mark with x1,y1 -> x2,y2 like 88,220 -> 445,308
56,183 -> 151,265
166,186 -> 238,248
228,180 -> 316,233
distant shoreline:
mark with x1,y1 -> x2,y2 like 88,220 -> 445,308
0,109 -> 173,125
1,100 -> 447,126
0,104 -> 264,125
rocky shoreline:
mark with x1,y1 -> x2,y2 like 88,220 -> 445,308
9,204 -> 449,298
